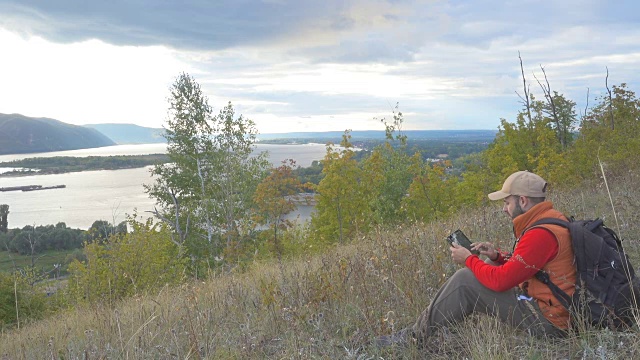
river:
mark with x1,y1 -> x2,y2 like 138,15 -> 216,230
0,143 -> 326,229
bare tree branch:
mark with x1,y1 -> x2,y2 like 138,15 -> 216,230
516,51 -> 533,125
579,87 -> 590,127
584,87 -> 590,120
534,65 -> 564,147
149,207 -> 189,252
606,66 -> 614,130
577,87 -> 590,141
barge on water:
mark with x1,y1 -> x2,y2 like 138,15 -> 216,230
0,185 -> 66,192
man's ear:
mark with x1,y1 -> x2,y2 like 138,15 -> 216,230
519,196 -> 531,210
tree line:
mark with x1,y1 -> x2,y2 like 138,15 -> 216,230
0,219 -> 127,256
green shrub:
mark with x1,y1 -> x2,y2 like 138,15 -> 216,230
0,272 -> 48,328
67,218 -> 188,305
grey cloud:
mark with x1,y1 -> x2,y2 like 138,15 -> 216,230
0,1 -> 346,48
0,0 -> 450,64
432,0 -> 630,49
331,16 -> 356,31
2,1 -> 636,67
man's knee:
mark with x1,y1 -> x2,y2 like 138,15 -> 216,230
449,267 -> 478,286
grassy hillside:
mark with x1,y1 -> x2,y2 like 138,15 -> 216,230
1,171 -> 639,358
0,113 -> 115,155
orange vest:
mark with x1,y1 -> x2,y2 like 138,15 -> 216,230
513,202 -> 576,329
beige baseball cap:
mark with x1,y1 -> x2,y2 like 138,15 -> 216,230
487,171 -> 548,201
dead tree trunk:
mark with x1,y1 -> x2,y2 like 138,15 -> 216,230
0,204 -> 8,233
535,65 -> 565,148
606,67 -> 615,130
516,52 -> 533,126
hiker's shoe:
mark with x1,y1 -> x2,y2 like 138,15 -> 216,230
374,328 -> 415,348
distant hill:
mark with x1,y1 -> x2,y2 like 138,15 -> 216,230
0,114 -> 116,155
257,130 -> 497,142
83,126 -> 496,145
84,123 -> 166,144
0,114 -> 496,155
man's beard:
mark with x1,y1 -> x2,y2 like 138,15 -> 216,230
511,201 -> 525,219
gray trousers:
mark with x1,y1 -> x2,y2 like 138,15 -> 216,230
412,266 -> 566,341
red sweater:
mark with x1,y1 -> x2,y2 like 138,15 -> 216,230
464,228 -> 558,292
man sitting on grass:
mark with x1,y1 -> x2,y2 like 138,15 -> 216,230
377,171 -> 576,347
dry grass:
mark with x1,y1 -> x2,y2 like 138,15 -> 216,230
1,171 -> 640,359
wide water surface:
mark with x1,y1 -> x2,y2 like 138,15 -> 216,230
0,143 -> 326,229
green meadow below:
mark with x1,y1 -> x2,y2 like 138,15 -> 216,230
0,249 -> 77,275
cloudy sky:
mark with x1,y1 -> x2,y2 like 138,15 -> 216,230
0,1 -> 638,133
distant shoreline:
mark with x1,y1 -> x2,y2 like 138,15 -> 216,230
0,154 -> 169,177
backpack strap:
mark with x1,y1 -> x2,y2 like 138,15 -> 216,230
530,217 -> 570,229
534,270 -> 572,309
526,218 -> 574,311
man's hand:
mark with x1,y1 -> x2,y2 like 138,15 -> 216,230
471,242 -> 498,261
450,243 -> 473,265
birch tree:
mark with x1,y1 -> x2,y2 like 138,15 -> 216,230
145,73 -> 269,259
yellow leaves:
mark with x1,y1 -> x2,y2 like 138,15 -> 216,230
312,132 -> 370,243
402,159 -> 454,222
253,160 -> 304,257
254,160 -> 301,218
